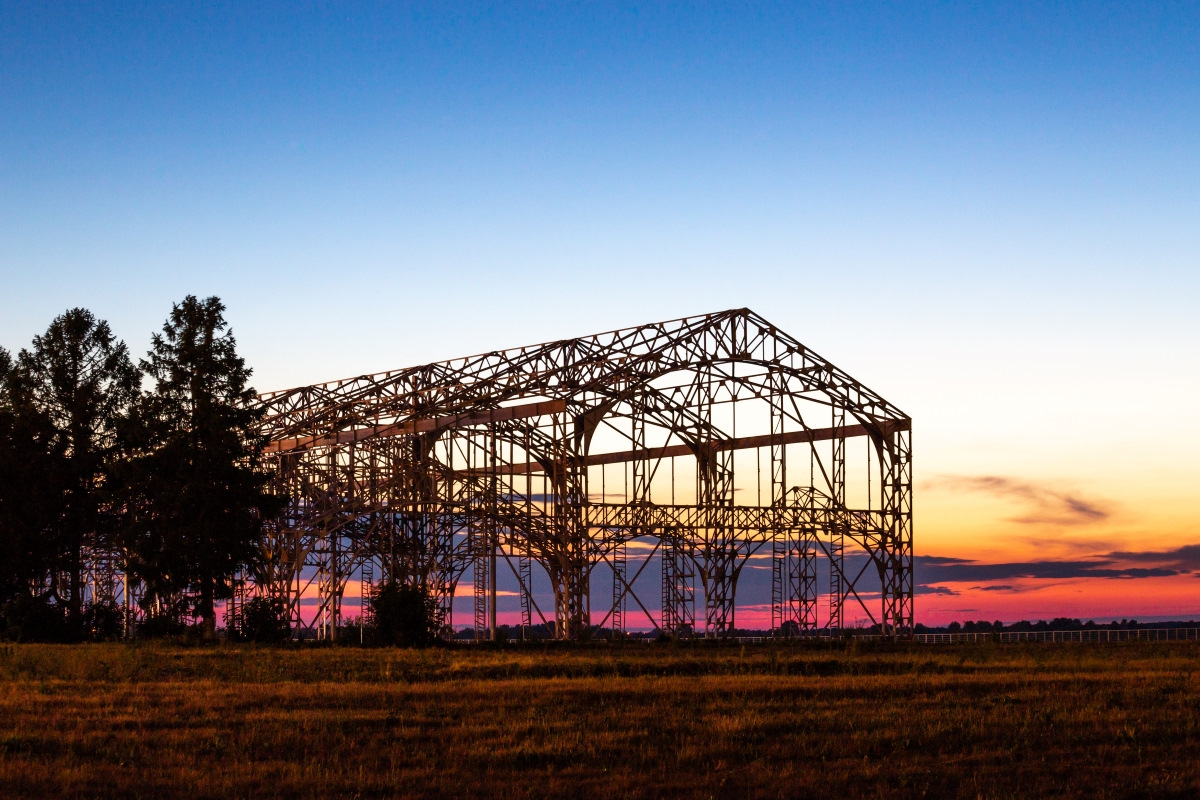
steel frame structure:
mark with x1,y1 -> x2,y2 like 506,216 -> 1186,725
246,309 -> 913,640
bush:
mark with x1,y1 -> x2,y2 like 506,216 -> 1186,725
83,600 -> 125,641
237,596 -> 291,643
137,613 -> 186,639
0,594 -> 70,642
368,581 -> 440,647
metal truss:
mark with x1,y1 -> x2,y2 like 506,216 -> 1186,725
254,308 -> 913,639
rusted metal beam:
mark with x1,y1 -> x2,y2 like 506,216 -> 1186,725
265,398 -> 567,454
473,418 -> 911,474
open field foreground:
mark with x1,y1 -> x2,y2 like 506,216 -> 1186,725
0,643 -> 1198,799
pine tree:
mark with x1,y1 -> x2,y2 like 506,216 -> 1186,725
0,348 -> 64,618
11,310 -> 138,630
122,296 -> 282,637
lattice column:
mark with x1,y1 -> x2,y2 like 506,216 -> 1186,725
880,425 -> 913,637
548,411 -> 589,639
769,385 -> 789,635
488,428 -> 499,641
771,536 -> 785,634
360,555 -> 375,643
519,544 -> 533,639
472,541 -> 488,641
517,425 -> 534,640
799,489 -> 819,630
472,429 -> 491,641
828,405 -> 846,632
432,437 -> 457,633
616,400 -> 648,637
315,531 -> 339,641
225,572 -> 249,638
661,533 -> 695,636
697,367 -> 736,637
611,538 -> 627,636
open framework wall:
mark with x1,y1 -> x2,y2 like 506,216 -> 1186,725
235,309 -> 913,640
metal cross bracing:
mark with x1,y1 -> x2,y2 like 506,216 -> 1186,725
82,548 -> 140,636
254,308 -> 913,640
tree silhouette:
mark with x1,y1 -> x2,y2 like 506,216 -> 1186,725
0,348 -> 66,634
236,596 -> 291,643
120,296 -> 282,637
10,310 -> 138,630
369,581 -> 440,647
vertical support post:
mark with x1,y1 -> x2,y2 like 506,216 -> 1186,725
617,398 -> 646,638
799,489 -> 818,630
661,533 -> 695,636
697,365 -> 736,637
828,405 -> 846,632
360,555 -> 374,643
488,426 -> 498,641
473,536 -> 488,641
122,565 -> 131,638
519,426 -> 533,640
611,538 -> 626,636
880,424 -> 913,637
519,545 -> 533,639
769,382 -> 789,635
771,535 -> 784,634
549,411 -> 589,639
472,430 -> 490,642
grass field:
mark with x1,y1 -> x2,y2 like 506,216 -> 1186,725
0,641 -> 1197,799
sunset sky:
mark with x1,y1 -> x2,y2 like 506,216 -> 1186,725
2,3 -> 1197,625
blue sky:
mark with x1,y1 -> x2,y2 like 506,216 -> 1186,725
2,2 -> 1199,619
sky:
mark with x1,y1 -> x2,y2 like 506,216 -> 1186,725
2,2 -> 1198,625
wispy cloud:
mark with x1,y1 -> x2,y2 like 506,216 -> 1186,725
1103,544 -> 1200,572
916,585 -> 959,596
924,475 -> 1111,526
915,555 -> 1177,583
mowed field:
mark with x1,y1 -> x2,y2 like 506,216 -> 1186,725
0,641 -> 1197,799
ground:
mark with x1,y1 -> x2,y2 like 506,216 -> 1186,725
0,641 -> 1197,798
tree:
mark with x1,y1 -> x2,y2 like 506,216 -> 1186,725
236,596 -> 291,643
369,581 -> 440,647
10,311 -> 138,629
0,347 -> 67,636
120,296 -> 282,637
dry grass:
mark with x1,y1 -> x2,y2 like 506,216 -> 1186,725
0,641 -> 1197,798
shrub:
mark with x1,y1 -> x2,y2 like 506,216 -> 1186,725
137,613 -> 186,639
82,600 -> 125,641
368,581 -> 440,647
0,594 -> 70,642
237,596 -> 291,643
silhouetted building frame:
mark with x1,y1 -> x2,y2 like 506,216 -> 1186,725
240,309 -> 913,640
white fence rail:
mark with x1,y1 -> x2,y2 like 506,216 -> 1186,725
914,627 -> 1200,644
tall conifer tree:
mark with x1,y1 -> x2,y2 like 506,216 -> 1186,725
13,310 -> 138,628
0,348 -> 64,614
123,296 -> 281,636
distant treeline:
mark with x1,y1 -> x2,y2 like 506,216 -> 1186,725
0,296 -> 281,642
914,618 -> 1200,634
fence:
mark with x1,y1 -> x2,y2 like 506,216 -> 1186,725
914,627 -> 1200,644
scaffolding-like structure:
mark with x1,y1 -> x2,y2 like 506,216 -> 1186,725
248,309 -> 913,639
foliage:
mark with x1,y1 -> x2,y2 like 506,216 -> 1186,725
135,613 -> 187,640
117,296 -> 283,637
368,581 -> 440,647
0,594 -> 69,642
0,349 -> 64,608
0,298 -> 293,644
81,600 -> 124,642
237,596 -> 291,643
10,310 -> 138,626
